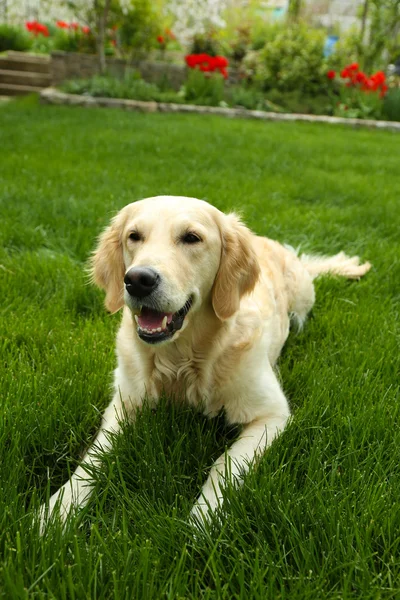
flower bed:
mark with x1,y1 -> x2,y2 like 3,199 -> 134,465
54,56 -> 400,123
2,12 -> 400,122
326,62 -> 391,120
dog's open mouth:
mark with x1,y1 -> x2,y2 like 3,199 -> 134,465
133,297 -> 193,344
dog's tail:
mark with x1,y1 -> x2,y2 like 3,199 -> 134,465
300,251 -> 371,281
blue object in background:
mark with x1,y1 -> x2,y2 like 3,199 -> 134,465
272,7 -> 286,20
324,35 -> 339,57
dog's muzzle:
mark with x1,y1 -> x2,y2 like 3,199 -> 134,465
124,268 -> 193,344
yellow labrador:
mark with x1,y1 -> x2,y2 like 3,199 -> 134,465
41,196 -> 370,528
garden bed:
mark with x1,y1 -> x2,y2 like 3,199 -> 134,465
40,86 -> 400,132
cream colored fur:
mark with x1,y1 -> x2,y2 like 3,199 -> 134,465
40,196 -> 371,530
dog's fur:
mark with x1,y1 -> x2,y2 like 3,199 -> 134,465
41,196 -> 371,528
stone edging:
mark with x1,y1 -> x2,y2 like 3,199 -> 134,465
40,88 -> 400,132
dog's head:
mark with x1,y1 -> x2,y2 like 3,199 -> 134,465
91,196 -> 260,345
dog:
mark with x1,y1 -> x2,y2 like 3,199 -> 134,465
40,195 -> 371,529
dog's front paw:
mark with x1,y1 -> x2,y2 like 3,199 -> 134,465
189,502 -> 209,527
38,484 -> 74,535
189,494 -> 222,529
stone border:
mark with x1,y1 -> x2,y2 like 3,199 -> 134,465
40,87 -> 400,132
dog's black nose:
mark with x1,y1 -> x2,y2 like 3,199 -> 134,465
124,267 -> 160,298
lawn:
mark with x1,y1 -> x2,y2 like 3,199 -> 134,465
1,96 -> 399,599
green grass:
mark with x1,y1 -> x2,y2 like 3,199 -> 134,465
1,95 -> 399,599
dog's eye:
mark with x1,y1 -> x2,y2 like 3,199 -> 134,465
182,232 -> 202,244
128,231 -> 142,242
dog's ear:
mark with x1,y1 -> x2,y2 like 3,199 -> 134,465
90,210 -> 127,313
212,213 -> 260,320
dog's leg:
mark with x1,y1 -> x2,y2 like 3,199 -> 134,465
190,370 -> 290,525
39,386 -> 139,532
41,396 -> 121,523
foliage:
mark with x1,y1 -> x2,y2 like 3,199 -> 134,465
357,0 -> 400,71
0,23 -> 32,52
266,88 -> 332,115
53,27 -> 97,53
55,0 -> 120,71
257,23 -> 328,95
326,1 -> 400,72
29,33 -> 55,54
155,29 -> 178,53
114,0 -> 160,57
59,69 -> 330,116
225,84 -> 283,112
190,30 -> 221,57
227,23 -> 251,63
382,86 -> 400,120
327,63 -> 388,119
287,0 -> 303,22
325,28 -> 360,72
239,48 -> 263,83
61,72 -> 184,102
182,67 -> 225,105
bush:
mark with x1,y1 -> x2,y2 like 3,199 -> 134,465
183,68 -> 225,106
250,22 -> 283,52
61,72 -> 183,104
61,70 -> 228,107
190,32 -> 221,57
382,87 -> 400,121
53,29 -> 96,54
59,70 -> 333,116
223,84 -> 272,111
257,24 -> 328,95
326,28 -> 360,72
30,33 -> 54,54
226,84 -> 264,109
266,88 -> 332,115
115,0 -> 160,57
227,24 -> 251,63
0,24 -> 32,52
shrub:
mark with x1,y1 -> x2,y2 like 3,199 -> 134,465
225,84 -> 284,112
182,68 -> 225,106
228,24 -> 251,63
240,49 -> 263,83
0,24 -> 32,52
30,33 -> 54,54
115,0 -> 160,57
53,28 -> 96,54
257,24 -> 328,95
326,28 -> 360,72
61,73 -> 153,99
250,22 -> 283,51
266,88 -> 332,115
382,87 -> 400,121
61,73 -> 183,104
190,31 -> 220,57
226,84 -> 265,110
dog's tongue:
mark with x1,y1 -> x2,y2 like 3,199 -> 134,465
138,307 -> 173,330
